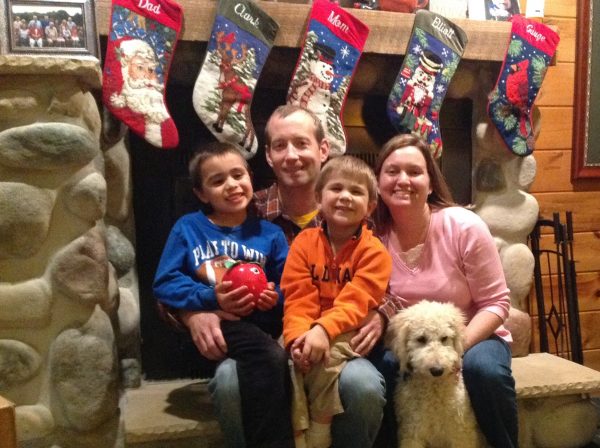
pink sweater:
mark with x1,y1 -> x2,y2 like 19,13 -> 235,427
380,207 -> 512,341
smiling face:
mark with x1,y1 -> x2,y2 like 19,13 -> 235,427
194,152 -> 253,226
265,109 -> 329,190
127,54 -> 158,84
377,146 -> 432,214
317,174 -> 375,234
314,59 -> 334,83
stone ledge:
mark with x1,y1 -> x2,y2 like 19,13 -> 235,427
124,353 -> 600,446
124,379 -> 222,445
513,353 -> 600,399
0,55 -> 102,90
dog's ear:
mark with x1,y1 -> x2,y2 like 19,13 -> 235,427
451,306 -> 467,356
385,312 -> 411,371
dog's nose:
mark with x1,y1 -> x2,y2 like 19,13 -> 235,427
430,367 -> 444,377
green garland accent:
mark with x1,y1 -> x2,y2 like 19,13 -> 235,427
531,55 -> 548,87
508,39 -> 523,58
512,137 -> 528,155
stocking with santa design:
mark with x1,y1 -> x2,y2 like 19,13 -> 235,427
287,0 -> 369,156
387,10 -> 467,159
488,15 -> 559,156
193,0 -> 279,159
102,0 -> 182,149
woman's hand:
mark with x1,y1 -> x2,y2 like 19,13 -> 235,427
255,282 -> 279,311
351,310 -> 384,356
215,281 -> 255,316
464,310 -> 503,351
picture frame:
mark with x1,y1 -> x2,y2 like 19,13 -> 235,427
467,0 -> 520,21
572,0 -> 600,180
0,0 -> 99,57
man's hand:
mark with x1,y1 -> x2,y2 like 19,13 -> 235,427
255,282 -> 278,311
180,310 -> 238,360
215,281 -> 255,316
351,311 -> 384,356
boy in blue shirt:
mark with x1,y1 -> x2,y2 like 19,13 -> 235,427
153,142 -> 293,447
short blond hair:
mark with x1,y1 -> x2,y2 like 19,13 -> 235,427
264,104 -> 325,146
315,156 -> 377,202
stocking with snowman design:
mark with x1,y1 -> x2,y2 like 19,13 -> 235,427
287,0 -> 369,156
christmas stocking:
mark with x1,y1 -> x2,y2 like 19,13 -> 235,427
193,0 -> 279,159
488,15 -> 559,156
287,0 -> 369,156
387,10 -> 467,159
102,0 -> 182,149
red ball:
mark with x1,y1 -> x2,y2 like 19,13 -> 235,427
222,262 -> 268,304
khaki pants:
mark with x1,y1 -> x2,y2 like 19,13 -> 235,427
290,331 -> 359,431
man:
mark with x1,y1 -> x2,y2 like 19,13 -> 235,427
187,105 -> 387,448
45,21 -> 58,47
28,15 -> 43,48
109,38 -> 171,148
13,16 -> 21,43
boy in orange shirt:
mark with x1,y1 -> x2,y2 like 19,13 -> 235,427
281,156 -> 392,448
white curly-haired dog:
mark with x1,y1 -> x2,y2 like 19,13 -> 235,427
385,300 -> 486,448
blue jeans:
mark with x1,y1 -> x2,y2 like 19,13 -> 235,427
209,356 -> 386,448
463,336 -> 519,448
369,336 -> 518,448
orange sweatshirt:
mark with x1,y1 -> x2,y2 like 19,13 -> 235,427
282,224 -> 392,348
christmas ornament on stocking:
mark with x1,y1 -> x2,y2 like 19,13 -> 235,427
102,0 -> 182,149
387,10 -> 467,158
488,15 -> 559,156
193,0 -> 279,159
287,0 -> 369,156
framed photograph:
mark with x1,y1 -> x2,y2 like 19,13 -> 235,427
572,0 -> 600,180
468,0 -> 520,21
485,0 -> 520,20
0,0 -> 98,57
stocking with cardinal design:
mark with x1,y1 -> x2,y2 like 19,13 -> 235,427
487,15 -> 559,156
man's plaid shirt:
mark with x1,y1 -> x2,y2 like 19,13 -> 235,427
252,184 -> 322,245
253,183 -> 399,323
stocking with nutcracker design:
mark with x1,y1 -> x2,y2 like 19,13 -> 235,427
387,10 -> 467,158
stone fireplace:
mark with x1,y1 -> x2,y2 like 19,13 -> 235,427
0,5 -> 598,447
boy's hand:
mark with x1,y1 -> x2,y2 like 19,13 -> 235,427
291,335 -> 311,373
301,325 -> 330,366
180,310 -> 238,360
255,282 -> 278,311
215,281 -> 255,316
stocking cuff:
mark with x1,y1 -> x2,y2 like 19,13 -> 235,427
311,0 -> 369,50
415,10 -> 468,56
217,0 -> 279,46
510,15 -> 559,57
113,0 -> 182,32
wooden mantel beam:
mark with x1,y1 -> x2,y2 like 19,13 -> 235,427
95,0 -> 513,61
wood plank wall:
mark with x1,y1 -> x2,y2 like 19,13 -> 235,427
527,0 -> 600,370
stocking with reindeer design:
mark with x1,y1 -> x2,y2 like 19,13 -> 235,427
193,0 -> 279,159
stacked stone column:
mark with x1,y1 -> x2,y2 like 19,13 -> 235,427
0,55 -> 139,448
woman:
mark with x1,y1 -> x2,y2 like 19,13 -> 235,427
374,134 -> 518,448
